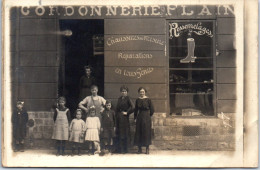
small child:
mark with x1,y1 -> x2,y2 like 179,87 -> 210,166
101,100 -> 116,153
69,109 -> 85,156
85,106 -> 101,155
52,96 -> 71,156
12,101 -> 28,152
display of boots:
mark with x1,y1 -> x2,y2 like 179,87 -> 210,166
180,38 -> 197,63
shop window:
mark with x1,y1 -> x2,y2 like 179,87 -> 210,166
169,21 -> 215,116
93,35 -> 104,56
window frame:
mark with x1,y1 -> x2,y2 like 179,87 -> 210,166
166,19 -> 216,118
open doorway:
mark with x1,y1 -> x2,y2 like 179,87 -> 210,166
59,19 -> 104,115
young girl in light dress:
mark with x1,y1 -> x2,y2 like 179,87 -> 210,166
52,96 -> 71,156
85,106 -> 101,154
69,109 -> 85,156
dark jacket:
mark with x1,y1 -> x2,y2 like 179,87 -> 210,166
12,108 -> 29,139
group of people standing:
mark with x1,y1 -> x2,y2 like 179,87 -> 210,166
11,66 -> 155,156
52,85 -> 154,156
51,66 -> 155,156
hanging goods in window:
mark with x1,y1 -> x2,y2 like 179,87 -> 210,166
180,38 -> 197,63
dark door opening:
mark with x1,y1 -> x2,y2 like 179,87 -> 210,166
59,20 -> 104,116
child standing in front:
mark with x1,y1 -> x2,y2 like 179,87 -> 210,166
12,101 -> 28,152
101,100 -> 116,154
52,96 -> 71,156
69,109 -> 85,156
85,106 -> 101,155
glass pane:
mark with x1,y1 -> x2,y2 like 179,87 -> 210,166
169,20 -> 214,116
192,84 -> 213,93
170,84 -> 192,93
170,94 -> 214,116
169,70 -> 190,83
170,58 -> 213,68
192,70 -> 213,82
169,46 -> 213,58
169,22 -> 213,46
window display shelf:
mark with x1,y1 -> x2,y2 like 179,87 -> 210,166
169,57 -> 213,59
170,93 -> 213,95
169,68 -> 213,71
169,82 -> 213,85
169,45 -> 212,47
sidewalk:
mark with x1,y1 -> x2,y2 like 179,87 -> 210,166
4,149 -> 238,168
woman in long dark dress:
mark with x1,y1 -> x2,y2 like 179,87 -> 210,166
134,87 -> 154,154
115,85 -> 134,153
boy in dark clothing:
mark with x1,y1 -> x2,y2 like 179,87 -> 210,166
12,101 -> 28,152
101,100 -> 116,154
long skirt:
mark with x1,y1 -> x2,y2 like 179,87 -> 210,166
116,113 -> 131,147
134,110 -> 152,146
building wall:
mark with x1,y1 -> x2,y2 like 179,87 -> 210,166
10,8 -> 59,111
10,5 -> 236,150
216,15 -> 236,113
104,18 -> 167,112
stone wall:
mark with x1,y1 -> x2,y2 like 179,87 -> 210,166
26,112 -> 235,151
150,113 -> 235,151
27,111 -> 54,139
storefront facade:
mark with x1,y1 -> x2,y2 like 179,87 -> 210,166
10,5 -> 236,150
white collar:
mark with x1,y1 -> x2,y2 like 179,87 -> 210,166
139,96 -> 148,99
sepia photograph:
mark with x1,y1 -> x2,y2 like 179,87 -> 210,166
1,0 -> 258,167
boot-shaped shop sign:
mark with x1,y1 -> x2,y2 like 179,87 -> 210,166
169,22 -> 213,63
180,38 -> 196,63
